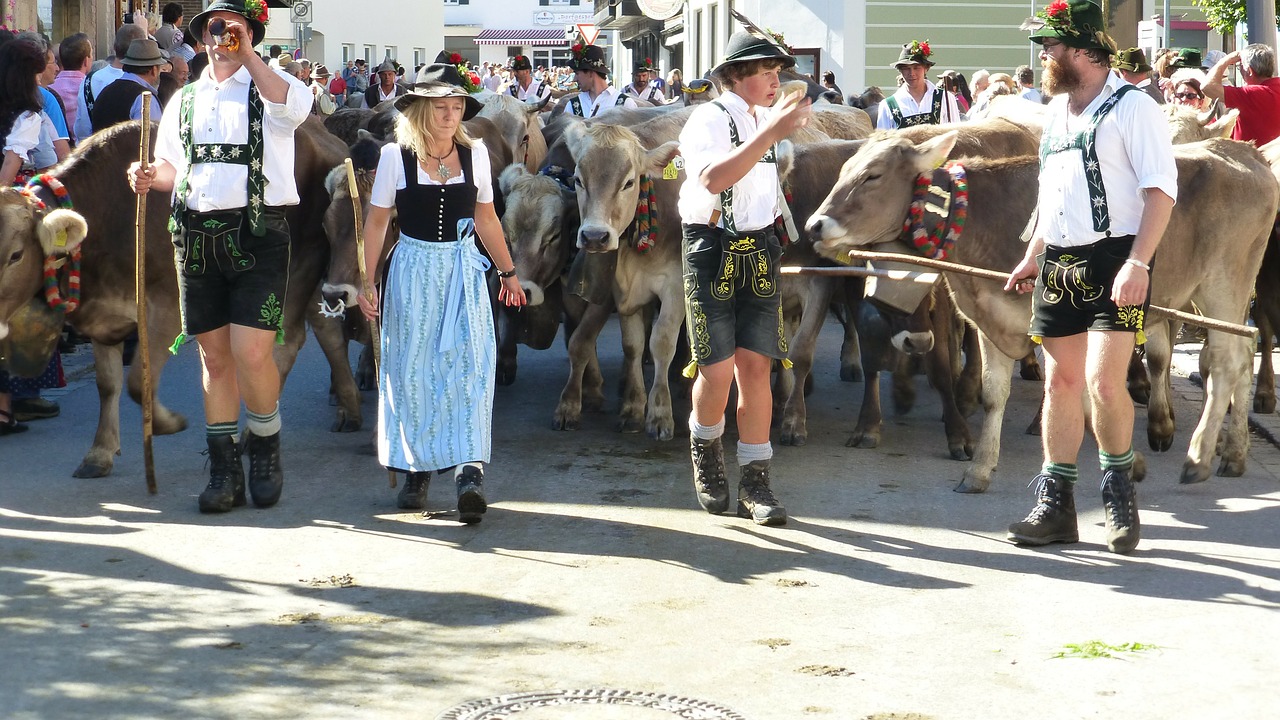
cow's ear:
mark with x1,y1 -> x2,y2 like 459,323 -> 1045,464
912,131 -> 958,173
775,140 -> 795,182
324,165 -> 347,198
37,209 -> 88,257
1207,108 -> 1239,139
643,141 -> 680,175
499,163 -> 528,196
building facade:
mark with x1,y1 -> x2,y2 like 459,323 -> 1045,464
444,0 -> 597,69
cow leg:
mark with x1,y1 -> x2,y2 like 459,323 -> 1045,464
1126,347 -> 1151,406
124,336 -> 185,438
1143,320 -> 1177,453
495,308 -> 519,386
617,309 -> 647,434
643,296 -> 684,441
355,345 -> 376,391
847,305 -> 887,449
839,278 -> 864,382
74,341 -> 127,478
563,291 -> 605,413
924,300 -> 973,461
554,301 -> 612,431
780,281 -> 832,446
307,311 -> 363,432
1018,351 -> 1044,381
1252,302 -> 1276,413
1217,335 -> 1253,478
956,334 -> 1016,493
955,324 -> 982,418
1182,331 -> 1252,483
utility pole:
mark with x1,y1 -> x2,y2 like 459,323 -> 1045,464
1247,0 -> 1277,49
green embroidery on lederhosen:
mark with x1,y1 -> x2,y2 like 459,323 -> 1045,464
1038,84 -> 1137,234
886,91 -> 942,128
684,274 -> 712,364
259,292 -> 283,330
171,82 -> 267,237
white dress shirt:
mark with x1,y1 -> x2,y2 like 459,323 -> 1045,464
3,112 -> 42,159
568,85 -> 637,117
677,90 -> 780,232
875,80 -> 962,130
1036,72 -> 1178,248
510,78 -> 551,104
155,64 -> 313,211
370,140 -> 494,209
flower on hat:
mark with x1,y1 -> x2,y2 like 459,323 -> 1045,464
450,53 -> 464,65
244,0 -> 269,23
908,39 -> 932,59
765,28 -> 790,52
1036,0 -> 1076,37
572,43 -> 585,59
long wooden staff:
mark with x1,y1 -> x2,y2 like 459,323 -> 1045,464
782,248 -> 1258,338
137,94 -> 156,493
343,159 -> 396,489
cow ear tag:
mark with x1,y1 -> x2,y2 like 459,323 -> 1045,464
662,160 -> 679,181
54,228 -> 67,250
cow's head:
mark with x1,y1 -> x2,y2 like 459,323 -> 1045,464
479,92 -> 551,171
320,135 -> 387,316
0,187 -> 88,340
564,122 -> 679,253
1164,104 -> 1239,143
683,78 -> 719,106
499,163 -> 577,307
806,131 -> 958,262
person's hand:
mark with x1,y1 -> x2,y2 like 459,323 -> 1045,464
356,288 -> 380,321
127,161 -> 155,195
1005,253 -> 1038,294
762,91 -> 812,142
1111,262 -> 1149,307
1223,50 -> 1242,66
498,275 -> 527,307
212,19 -> 255,63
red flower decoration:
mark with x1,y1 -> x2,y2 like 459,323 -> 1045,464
919,42 -> 930,56
1047,1 -> 1068,17
450,53 -> 464,64
572,43 -> 584,54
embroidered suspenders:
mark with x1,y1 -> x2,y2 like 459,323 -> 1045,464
1038,84 -> 1137,234
885,90 -> 943,128
569,91 -> 630,117
170,81 -> 268,236
710,100 -> 777,235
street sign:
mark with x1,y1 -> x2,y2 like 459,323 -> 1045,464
291,1 -> 313,24
577,23 -> 600,46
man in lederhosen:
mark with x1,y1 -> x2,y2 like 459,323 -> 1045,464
559,43 -> 636,118
678,32 -> 811,527
1005,0 -> 1176,554
623,57 -> 665,104
127,0 -> 313,514
876,39 -> 962,129
507,54 -> 551,105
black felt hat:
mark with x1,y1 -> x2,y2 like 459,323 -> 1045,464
1026,0 -> 1118,55
511,55 -> 533,72
395,63 -> 482,120
711,31 -> 795,77
189,0 -> 266,48
569,44 -> 609,75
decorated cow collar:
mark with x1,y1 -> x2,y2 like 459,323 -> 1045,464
23,174 -> 82,314
901,162 -> 968,260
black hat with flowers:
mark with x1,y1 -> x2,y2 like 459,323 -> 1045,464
1024,0 -> 1118,55
892,39 -> 934,69
711,31 -> 795,78
569,43 -> 609,76
511,55 -> 532,72
634,56 -> 656,73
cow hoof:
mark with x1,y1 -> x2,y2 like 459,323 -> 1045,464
1025,417 -> 1041,436
329,410 -> 362,433
780,430 -> 807,446
72,461 -> 112,478
356,370 -> 377,392
617,416 -> 644,434
845,433 -> 879,449
1020,363 -> 1044,382
1147,429 -> 1174,453
155,413 -> 188,436
1128,384 -> 1151,406
1217,457 -> 1246,477
953,474 -> 989,494
949,445 -> 973,461
840,365 -> 863,383
496,363 -> 518,387
1179,460 -> 1212,484
1254,395 -> 1276,414
646,421 -> 674,441
552,409 -> 580,431
582,393 -> 605,413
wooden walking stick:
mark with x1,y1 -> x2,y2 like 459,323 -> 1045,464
782,248 -> 1259,338
343,159 -> 396,489
136,93 -> 157,494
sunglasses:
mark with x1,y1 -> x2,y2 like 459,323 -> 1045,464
1174,92 -> 1203,100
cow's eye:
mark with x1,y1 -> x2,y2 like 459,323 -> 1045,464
623,179 -> 635,189
865,174 -> 881,183
7,249 -> 22,266
574,176 -> 584,188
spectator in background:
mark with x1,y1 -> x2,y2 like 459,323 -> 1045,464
153,3 -> 184,51
1169,71 -> 1210,112
88,23 -> 146,122
821,70 -> 842,97
90,38 -> 166,130
365,60 -> 405,107
347,58 -> 369,107
1203,44 -> 1280,145
937,69 -> 971,112
666,68 -> 684,100
1115,47 -> 1163,104
51,33 -> 93,144
173,32 -> 197,64
328,68 -> 347,104
1015,64 -> 1043,103
310,64 -> 336,116
19,32 -> 72,168
481,64 -> 502,92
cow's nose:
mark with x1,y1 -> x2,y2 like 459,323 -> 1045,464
580,229 -> 609,251
806,215 -> 828,238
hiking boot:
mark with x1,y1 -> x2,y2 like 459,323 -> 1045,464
198,435 -> 245,513
456,465 -> 487,524
690,435 -> 729,514
397,471 -> 430,510
1101,468 -> 1141,554
737,460 -> 787,526
1007,473 -> 1079,545
13,397 -> 59,422
245,431 -> 284,508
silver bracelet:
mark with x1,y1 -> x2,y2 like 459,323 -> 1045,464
1124,258 -> 1151,271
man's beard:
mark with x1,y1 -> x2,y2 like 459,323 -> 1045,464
1042,57 -> 1080,96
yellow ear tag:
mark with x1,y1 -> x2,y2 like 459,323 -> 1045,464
54,228 -> 68,250
662,160 -> 679,181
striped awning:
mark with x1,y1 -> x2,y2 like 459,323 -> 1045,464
473,29 -> 569,46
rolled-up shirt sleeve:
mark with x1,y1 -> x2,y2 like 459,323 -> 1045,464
263,70 -> 314,129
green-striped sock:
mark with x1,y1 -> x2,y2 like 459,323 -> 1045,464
1099,447 -> 1135,472
1043,461 -> 1079,484
206,421 -> 238,440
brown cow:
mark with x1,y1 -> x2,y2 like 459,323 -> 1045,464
0,190 -> 89,334
7,118 -> 359,478
477,92 -> 550,171
807,132 -> 1278,491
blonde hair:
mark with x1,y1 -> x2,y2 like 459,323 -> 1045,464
394,96 -> 475,157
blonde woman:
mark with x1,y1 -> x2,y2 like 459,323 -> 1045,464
357,62 -> 526,522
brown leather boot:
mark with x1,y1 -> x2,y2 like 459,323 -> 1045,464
1007,474 -> 1079,545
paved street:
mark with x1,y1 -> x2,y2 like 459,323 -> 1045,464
2,318 -> 1278,719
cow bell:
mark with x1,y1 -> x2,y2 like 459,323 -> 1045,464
0,298 -> 65,379
864,240 -> 941,316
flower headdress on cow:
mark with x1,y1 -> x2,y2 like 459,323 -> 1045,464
1023,0 -> 1118,55
893,40 -> 934,69
570,43 -> 610,76
190,0 -> 268,47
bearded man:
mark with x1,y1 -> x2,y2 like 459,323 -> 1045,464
1004,0 -> 1176,554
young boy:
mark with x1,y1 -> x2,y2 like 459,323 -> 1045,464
676,32 -> 811,526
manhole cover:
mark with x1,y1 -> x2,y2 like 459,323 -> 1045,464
436,688 -> 749,719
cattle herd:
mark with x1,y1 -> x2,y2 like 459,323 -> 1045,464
2,87 -> 1278,499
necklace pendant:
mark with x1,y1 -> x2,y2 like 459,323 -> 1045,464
438,160 -> 452,180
